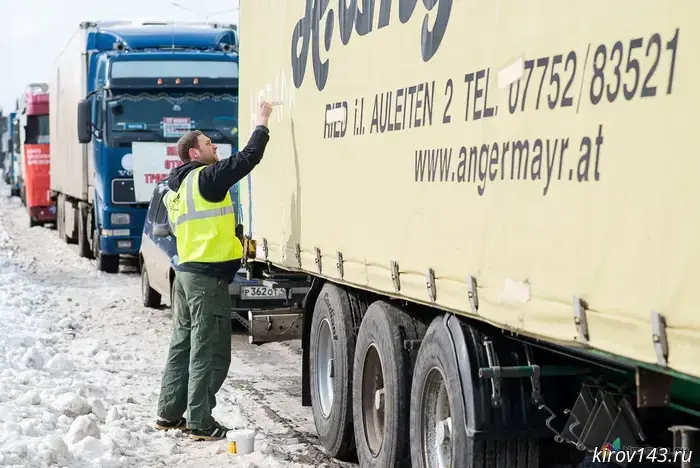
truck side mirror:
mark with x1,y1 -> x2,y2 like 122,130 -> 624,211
153,223 -> 171,238
77,99 -> 92,144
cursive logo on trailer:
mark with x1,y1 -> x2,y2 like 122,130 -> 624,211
291,0 -> 454,91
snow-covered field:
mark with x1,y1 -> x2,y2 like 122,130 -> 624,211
0,183 -> 353,468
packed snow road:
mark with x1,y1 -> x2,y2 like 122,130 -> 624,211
0,183 -> 355,468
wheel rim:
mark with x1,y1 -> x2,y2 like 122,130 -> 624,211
316,318 -> 334,418
361,343 -> 385,456
421,367 -> 452,468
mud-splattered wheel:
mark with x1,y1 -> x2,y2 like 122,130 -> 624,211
141,262 -> 161,308
93,228 -> 119,274
352,301 -> 426,467
410,317 -> 540,468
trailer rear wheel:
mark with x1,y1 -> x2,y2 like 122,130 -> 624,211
77,203 -> 92,259
410,317 -> 539,468
353,301 -> 426,467
57,194 -> 66,241
66,205 -> 78,244
309,283 -> 361,460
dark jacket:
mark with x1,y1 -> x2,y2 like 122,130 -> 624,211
166,125 -> 270,280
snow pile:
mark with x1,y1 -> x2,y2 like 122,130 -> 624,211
0,278 -> 120,466
44,353 -> 75,375
0,218 -> 137,466
0,191 -> 319,468
52,392 -> 91,418
37,435 -> 73,466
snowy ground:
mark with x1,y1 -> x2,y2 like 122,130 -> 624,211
0,182 -> 355,468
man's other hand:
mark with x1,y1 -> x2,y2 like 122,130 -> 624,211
256,101 -> 273,128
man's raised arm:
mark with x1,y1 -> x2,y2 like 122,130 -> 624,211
199,101 -> 273,203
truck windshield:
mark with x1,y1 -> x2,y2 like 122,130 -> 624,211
106,92 -> 238,147
25,115 -> 49,144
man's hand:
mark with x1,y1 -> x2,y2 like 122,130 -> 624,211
256,101 -> 273,128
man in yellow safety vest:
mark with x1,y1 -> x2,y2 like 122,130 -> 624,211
154,101 -> 273,441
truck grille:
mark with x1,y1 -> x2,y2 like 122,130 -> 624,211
112,179 -> 135,204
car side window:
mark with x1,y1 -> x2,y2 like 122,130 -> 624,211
154,190 -> 169,225
147,188 -> 164,223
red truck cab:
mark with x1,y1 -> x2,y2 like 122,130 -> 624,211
19,83 -> 55,227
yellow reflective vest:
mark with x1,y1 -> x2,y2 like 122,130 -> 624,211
165,166 -> 243,264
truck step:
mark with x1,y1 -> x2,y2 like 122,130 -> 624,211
262,270 -> 309,280
262,279 -> 313,290
230,309 -> 250,331
247,307 -> 303,345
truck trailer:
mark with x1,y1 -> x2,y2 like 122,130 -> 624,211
50,20 -> 240,273
0,114 -> 9,183
239,1 -> 700,467
18,83 -> 55,227
8,111 -> 20,197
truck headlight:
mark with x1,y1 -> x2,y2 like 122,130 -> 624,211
110,213 -> 130,225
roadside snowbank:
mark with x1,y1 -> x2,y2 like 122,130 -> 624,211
0,190 -> 323,468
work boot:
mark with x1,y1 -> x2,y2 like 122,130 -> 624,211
154,416 -> 189,432
190,420 -> 230,441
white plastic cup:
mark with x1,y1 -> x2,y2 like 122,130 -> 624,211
227,429 -> 256,455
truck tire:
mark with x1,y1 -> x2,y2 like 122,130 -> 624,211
57,194 -> 77,244
57,195 -> 65,241
77,204 -> 92,259
66,205 -> 78,244
141,263 -> 161,308
93,228 -> 119,274
409,317 -> 539,468
309,283 -> 363,460
352,301 -> 426,468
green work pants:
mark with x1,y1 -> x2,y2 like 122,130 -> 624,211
157,271 -> 232,429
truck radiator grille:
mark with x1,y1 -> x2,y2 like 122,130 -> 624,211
112,179 -> 135,204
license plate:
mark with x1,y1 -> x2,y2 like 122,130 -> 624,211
241,286 -> 287,300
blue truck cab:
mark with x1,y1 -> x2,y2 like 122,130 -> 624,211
49,21 -> 239,273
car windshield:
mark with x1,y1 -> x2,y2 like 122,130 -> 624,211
106,92 -> 238,147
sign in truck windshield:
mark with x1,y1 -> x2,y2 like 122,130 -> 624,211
108,92 -> 238,146
162,117 -> 192,137
131,142 -> 232,203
